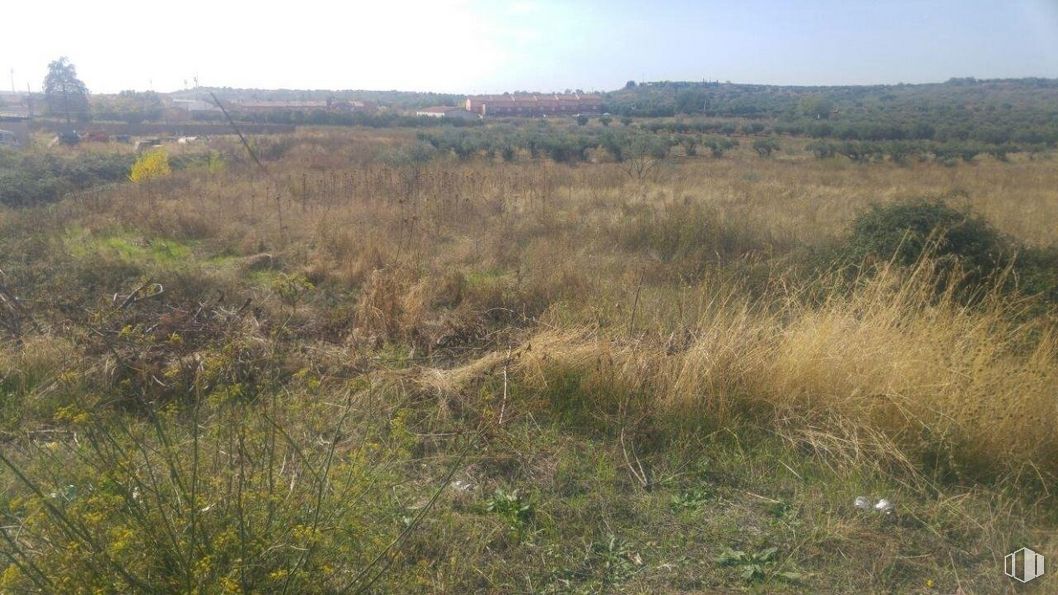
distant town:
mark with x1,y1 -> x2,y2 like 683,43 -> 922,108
0,87 -> 611,147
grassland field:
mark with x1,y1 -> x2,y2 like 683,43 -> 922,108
0,125 -> 1055,593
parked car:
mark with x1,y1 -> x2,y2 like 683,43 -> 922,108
48,130 -> 81,147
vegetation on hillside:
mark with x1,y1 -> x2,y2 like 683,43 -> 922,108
606,78 -> 1058,145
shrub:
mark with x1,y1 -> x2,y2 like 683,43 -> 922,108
1,153 -> 134,207
752,138 -> 780,157
703,137 -> 737,158
128,148 -> 171,184
806,141 -> 835,159
847,201 -> 1005,269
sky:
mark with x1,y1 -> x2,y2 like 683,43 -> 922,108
3,0 -> 1058,94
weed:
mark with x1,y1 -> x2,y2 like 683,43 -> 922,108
485,488 -> 534,536
670,487 -> 713,511
716,546 -> 804,583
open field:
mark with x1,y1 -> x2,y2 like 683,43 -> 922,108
0,127 -> 1056,592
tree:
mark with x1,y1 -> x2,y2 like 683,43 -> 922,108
679,135 -> 699,156
43,57 -> 90,123
798,95 -> 834,120
94,91 -> 164,125
625,80 -> 637,89
752,138 -> 780,157
620,133 -> 670,180
675,90 -> 705,114
576,114 -> 589,126
704,137 -> 737,158
806,141 -> 836,159
599,115 -> 612,127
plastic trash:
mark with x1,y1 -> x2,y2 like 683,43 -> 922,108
450,480 -> 475,492
854,496 -> 895,517
874,498 -> 895,516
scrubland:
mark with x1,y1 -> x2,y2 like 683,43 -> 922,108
0,128 -> 1055,592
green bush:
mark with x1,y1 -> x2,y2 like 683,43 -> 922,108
846,200 -> 1007,274
0,153 -> 135,207
1014,246 -> 1058,303
846,201 -> 1002,271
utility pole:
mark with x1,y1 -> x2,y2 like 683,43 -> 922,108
9,68 -> 14,94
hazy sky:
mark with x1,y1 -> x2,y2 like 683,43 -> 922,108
4,0 -> 1058,94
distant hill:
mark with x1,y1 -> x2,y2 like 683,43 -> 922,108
164,79 -> 1058,144
602,78 -> 1058,144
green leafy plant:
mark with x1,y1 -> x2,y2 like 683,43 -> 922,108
715,546 -> 804,583
589,535 -> 641,585
485,488 -> 534,534
271,272 -> 315,312
716,547 -> 774,582
670,487 -> 713,511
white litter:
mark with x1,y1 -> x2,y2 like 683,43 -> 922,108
450,480 -> 475,492
874,498 -> 895,516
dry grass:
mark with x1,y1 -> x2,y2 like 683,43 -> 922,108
31,129 -> 1057,482
1,128 -> 1056,591
429,261 -> 1058,486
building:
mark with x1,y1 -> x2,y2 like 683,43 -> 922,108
415,106 -> 480,120
465,93 -> 603,117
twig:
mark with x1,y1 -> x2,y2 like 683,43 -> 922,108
498,343 -> 512,426
620,429 -> 651,490
778,460 -> 804,481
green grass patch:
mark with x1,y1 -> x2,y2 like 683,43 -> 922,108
64,227 -> 194,266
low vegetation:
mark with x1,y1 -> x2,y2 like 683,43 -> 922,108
0,126 -> 1055,592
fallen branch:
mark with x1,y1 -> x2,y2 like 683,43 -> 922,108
116,282 -> 165,310
498,343 -> 512,426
